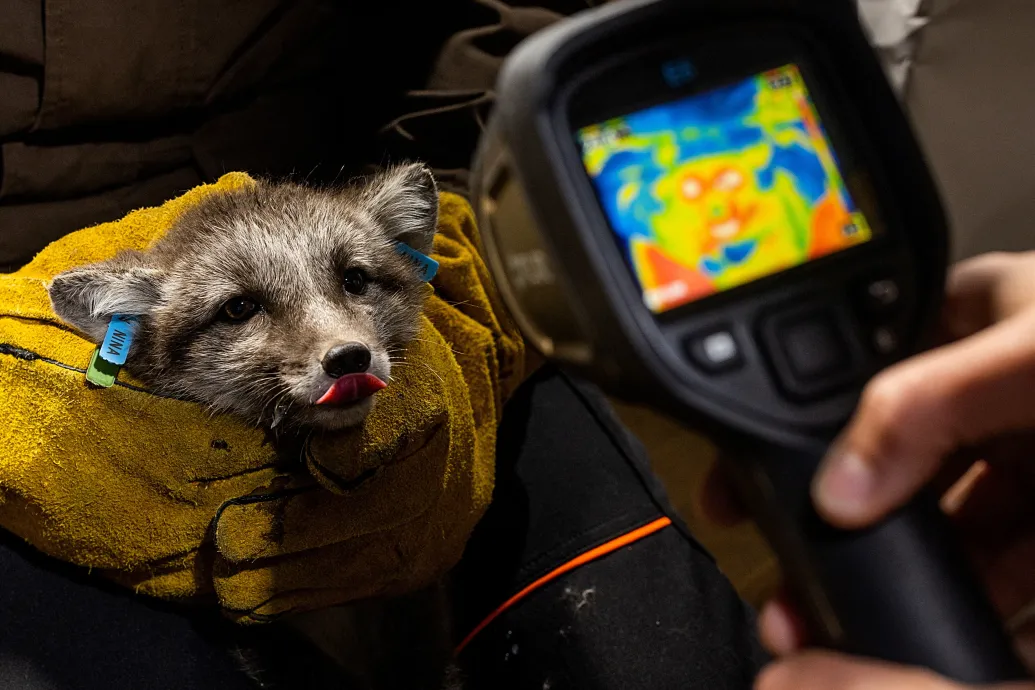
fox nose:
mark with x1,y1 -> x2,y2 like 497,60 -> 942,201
322,342 -> 371,378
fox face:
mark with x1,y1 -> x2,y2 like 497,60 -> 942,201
48,164 -> 439,431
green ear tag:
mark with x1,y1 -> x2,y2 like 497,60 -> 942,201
86,348 -> 121,387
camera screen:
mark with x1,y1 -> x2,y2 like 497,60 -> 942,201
576,63 -> 874,314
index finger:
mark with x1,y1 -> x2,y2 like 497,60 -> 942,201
812,307 -> 1035,528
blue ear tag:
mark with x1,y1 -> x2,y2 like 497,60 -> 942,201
86,314 -> 138,387
98,314 -> 138,365
394,242 -> 439,283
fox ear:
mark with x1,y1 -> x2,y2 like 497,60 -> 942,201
48,251 -> 163,343
364,163 -> 439,254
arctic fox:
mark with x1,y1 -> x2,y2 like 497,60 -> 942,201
47,163 -> 464,689
48,163 -> 439,432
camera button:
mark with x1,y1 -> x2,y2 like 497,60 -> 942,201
686,327 -> 744,374
856,276 -> 902,317
778,314 -> 852,382
872,325 -> 900,356
761,305 -> 859,400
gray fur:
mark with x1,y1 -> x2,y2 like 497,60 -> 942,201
48,163 -> 439,431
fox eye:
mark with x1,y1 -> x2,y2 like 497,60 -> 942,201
342,268 -> 368,295
221,297 -> 260,322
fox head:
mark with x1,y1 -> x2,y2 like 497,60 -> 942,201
48,164 -> 439,431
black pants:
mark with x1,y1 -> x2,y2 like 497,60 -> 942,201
0,367 -> 765,689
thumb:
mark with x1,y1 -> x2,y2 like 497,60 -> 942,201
812,307 -> 1035,528
757,651 -> 1031,690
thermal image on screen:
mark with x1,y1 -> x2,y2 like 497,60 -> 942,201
577,63 -> 873,314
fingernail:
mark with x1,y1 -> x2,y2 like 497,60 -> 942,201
813,451 -> 877,520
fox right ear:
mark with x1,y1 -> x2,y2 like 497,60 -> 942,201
363,163 -> 439,254
48,251 -> 163,343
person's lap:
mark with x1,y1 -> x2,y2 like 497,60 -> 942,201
0,530 -> 260,689
451,366 -> 766,689
0,366 -> 763,688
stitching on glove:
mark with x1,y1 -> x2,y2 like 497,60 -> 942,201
0,341 -> 178,398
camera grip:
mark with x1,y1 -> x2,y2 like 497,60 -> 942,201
727,441 -> 1028,683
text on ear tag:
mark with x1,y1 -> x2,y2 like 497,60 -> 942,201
98,314 -> 138,366
393,242 -> 439,282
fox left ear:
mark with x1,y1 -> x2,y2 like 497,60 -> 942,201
47,250 -> 163,344
364,163 -> 439,254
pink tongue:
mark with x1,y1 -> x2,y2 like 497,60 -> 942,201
315,373 -> 387,405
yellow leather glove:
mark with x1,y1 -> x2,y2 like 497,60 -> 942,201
0,175 -> 525,622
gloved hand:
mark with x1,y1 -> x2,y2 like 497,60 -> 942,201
0,175 -> 526,622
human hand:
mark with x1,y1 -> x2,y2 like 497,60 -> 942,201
702,252 -> 1035,688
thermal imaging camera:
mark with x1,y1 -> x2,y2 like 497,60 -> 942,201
472,0 -> 1028,682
